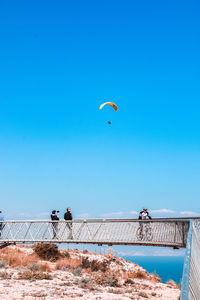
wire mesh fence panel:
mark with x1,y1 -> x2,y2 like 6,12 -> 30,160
0,219 -> 189,247
181,221 -> 192,300
188,221 -> 200,300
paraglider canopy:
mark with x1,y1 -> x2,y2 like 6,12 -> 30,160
99,102 -> 118,112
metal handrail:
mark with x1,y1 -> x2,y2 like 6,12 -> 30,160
181,220 -> 200,299
0,219 -> 189,248
1,218 -> 196,223
181,221 -> 192,300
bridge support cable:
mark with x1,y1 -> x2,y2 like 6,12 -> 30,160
0,219 -> 189,247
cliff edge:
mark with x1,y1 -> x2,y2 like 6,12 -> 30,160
0,244 -> 180,299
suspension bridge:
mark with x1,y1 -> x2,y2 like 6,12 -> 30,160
0,217 -> 199,299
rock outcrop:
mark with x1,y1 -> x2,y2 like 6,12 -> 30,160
0,244 -> 180,299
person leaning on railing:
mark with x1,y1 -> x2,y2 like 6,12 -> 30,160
138,207 -> 152,220
64,208 -> 73,239
137,208 -> 153,241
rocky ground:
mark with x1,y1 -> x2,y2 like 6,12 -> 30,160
0,245 -> 180,300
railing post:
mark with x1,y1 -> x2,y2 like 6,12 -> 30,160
182,222 -> 185,247
180,220 -> 192,300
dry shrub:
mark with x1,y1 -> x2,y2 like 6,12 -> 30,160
81,257 -> 90,269
125,278 -> 135,285
0,271 -> 12,279
34,244 -> 61,262
55,259 -> 68,270
93,271 -> 119,287
40,263 -> 51,272
28,292 -> 48,298
81,257 -> 108,272
0,247 -> 39,267
66,258 -> 82,269
151,292 -> 156,296
18,271 -> 52,280
67,258 -> 82,269
138,291 -> 149,298
59,281 -> 73,287
0,248 -> 22,267
55,257 -> 82,270
129,270 -> 148,280
108,288 -> 123,294
21,253 -> 39,267
62,250 -> 70,259
29,263 -> 40,271
78,277 -> 94,289
125,288 -> 133,293
72,267 -> 82,276
8,254 -> 22,267
0,259 -> 8,268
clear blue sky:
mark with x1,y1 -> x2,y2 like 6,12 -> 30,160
0,0 -> 200,219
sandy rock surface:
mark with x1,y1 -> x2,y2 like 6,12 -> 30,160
0,245 -> 180,300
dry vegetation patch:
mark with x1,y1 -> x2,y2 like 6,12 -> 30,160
0,270 -> 12,279
125,278 -> 135,284
18,271 -> 52,280
55,257 -> 82,270
93,271 -> 120,287
129,270 -> 149,280
34,244 -> 61,261
78,277 -> 95,289
81,257 -> 108,272
0,246 -> 39,267
29,263 -> 40,271
0,259 -> 7,268
72,266 -> 82,276
138,291 -> 149,298
40,262 -> 51,272
108,288 -> 123,294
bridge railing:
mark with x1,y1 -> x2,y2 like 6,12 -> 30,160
180,220 -> 192,300
181,220 -> 200,300
0,219 -> 189,247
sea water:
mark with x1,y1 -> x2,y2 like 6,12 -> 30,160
123,256 -> 184,284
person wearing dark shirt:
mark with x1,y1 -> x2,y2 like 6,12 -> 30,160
64,208 -> 72,220
51,210 -> 59,239
138,207 -> 152,220
137,208 -> 152,240
64,208 -> 73,239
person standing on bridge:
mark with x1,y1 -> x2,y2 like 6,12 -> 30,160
64,208 -> 73,239
136,208 -> 152,241
138,207 -> 152,220
51,210 -> 59,239
0,210 -> 4,238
